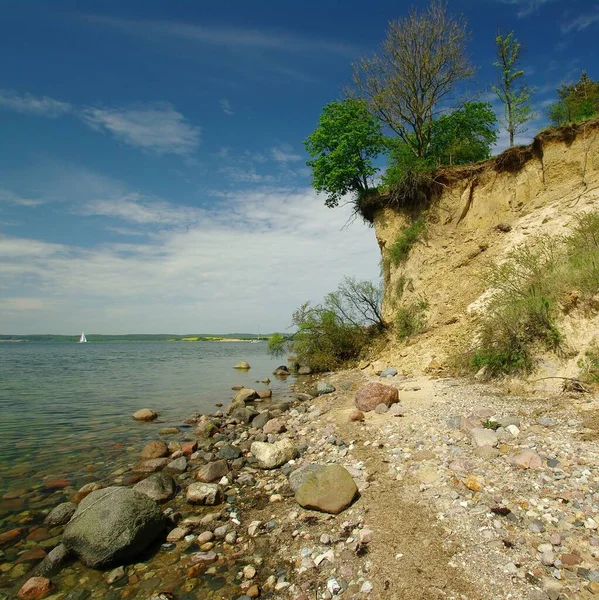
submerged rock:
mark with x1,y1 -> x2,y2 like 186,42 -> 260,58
251,439 -> 298,469
17,576 -> 54,599
295,464 -> 358,514
355,382 -> 399,412
140,440 -> 169,459
133,472 -> 177,503
62,486 -> 165,568
233,361 -> 251,370
44,502 -> 77,526
132,409 -> 158,421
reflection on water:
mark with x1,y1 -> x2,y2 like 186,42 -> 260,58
0,341 -> 292,496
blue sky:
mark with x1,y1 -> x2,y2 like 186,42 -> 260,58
1,0 -> 597,333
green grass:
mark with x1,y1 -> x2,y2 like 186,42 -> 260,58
389,219 -> 425,265
470,210 -> 599,376
395,296 -> 429,340
578,342 -> 599,385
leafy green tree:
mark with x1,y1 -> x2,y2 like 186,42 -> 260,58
268,277 -> 385,371
492,31 -> 535,147
353,0 -> 475,159
547,71 -> 599,126
303,98 -> 385,209
429,102 -> 498,165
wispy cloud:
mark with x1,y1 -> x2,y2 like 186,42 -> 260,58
80,103 -> 200,155
271,146 -> 302,163
218,166 -> 275,183
86,16 -> 360,58
562,8 -> 599,33
0,184 -> 380,333
0,89 -> 71,117
497,0 -> 557,17
220,98 -> 234,116
0,189 -> 45,207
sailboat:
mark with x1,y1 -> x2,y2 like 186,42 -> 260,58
78,331 -> 88,344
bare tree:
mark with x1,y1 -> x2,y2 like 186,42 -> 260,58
353,0 -> 475,159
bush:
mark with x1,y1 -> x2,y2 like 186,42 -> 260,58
268,277 -> 385,372
470,211 -> 599,377
389,219 -> 425,265
578,342 -> 599,385
395,296 -> 429,340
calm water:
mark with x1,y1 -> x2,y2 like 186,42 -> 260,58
0,341 -> 293,496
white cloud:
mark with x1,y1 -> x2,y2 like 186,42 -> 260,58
0,189 -> 45,207
218,166 -> 275,183
497,0 -> 557,17
0,187 -> 380,334
87,16 -> 360,58
271,147 -> 302,163
0,89 -> 71,117
562,9 -> 599,33
80,103 -> 201,155
220,98 -> 234,116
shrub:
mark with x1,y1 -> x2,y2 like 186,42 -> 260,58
578,342 -> 599,385
268,277 -> 385,372
388,219 -> 425,265
395,296 -> 429,340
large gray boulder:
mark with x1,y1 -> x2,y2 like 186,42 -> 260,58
288,464 -> 326,492
133,472 -> 177,503
250,439 -> 298,469
62,486 -> 165,568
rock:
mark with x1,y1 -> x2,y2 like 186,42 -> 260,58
263,418 -> 286,434
71,482 -> 103,504
298,366 -> 312,375
273,365 -> 290,376
295,464 -> 358,514
289,464 -> 327,492
0,527 -> 24,546
348,409 -> 365,422
105,566 -> 126,584
133,472 -> 177,503
158,427 -> 179,435
17,577 -> 54,599
133,458 -> 169,473
371,360 -> 386,375
374,403 -> 389,414
165,456 -> 187,474
44,502 -> 76,526
62,486 -> 166,568
251,439 -> 298,469
256,389 -> 272,399
251,412 -> 272,430
537,416 -> 557,427
186,483 -> 222,506
388,403 -> 406,417
234,388 -> 259,403
355,382 -> 399,412
234,361 -> 251,370
140,440 -> 169,459
195,421 -> 217,437
237,472 -> 256,487
470,427 -> 498,448
316,382 -> 336,395
511,450 -> 543,469
463,474 -> 485,492
380,367 -> 398,378
16,547 -> 47,565
219,444 -> 242,460
182,441 -> 198,455
195,460 -> 229,483
132,409 -> 157,421
166,527 -> 190,543
31,544 -> 70,577
297,393 -> 314,402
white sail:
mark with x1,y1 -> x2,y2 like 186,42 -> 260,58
79,332 -> 87,343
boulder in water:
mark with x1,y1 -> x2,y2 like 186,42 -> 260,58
233,361 -> 251,370
132,409 -> 158,421
62,486 -> 165,568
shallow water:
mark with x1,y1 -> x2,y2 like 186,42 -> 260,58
0,341 -> 292,498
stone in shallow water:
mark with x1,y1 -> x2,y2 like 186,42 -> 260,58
62,486 -> 165,568
133,472 -> 177,503
44,502 -> 76,526
140,441 -> 169,459
295,464 -> 358,514
234,361 -> 251,370
132,409 -> 157,421
17,576 -> 54,599
234,388 -> 258,402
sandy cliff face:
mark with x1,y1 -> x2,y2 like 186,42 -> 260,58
373,121 -> 599,376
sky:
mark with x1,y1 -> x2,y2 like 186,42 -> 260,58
1,0 -> 598,334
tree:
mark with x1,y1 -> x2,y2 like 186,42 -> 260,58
492,31 -> 535,147
353,0 -> 475,159
303,98 -> 385,209
547,71 -> 599,126
268,277 -> 385,371
429,102 -> 498,165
